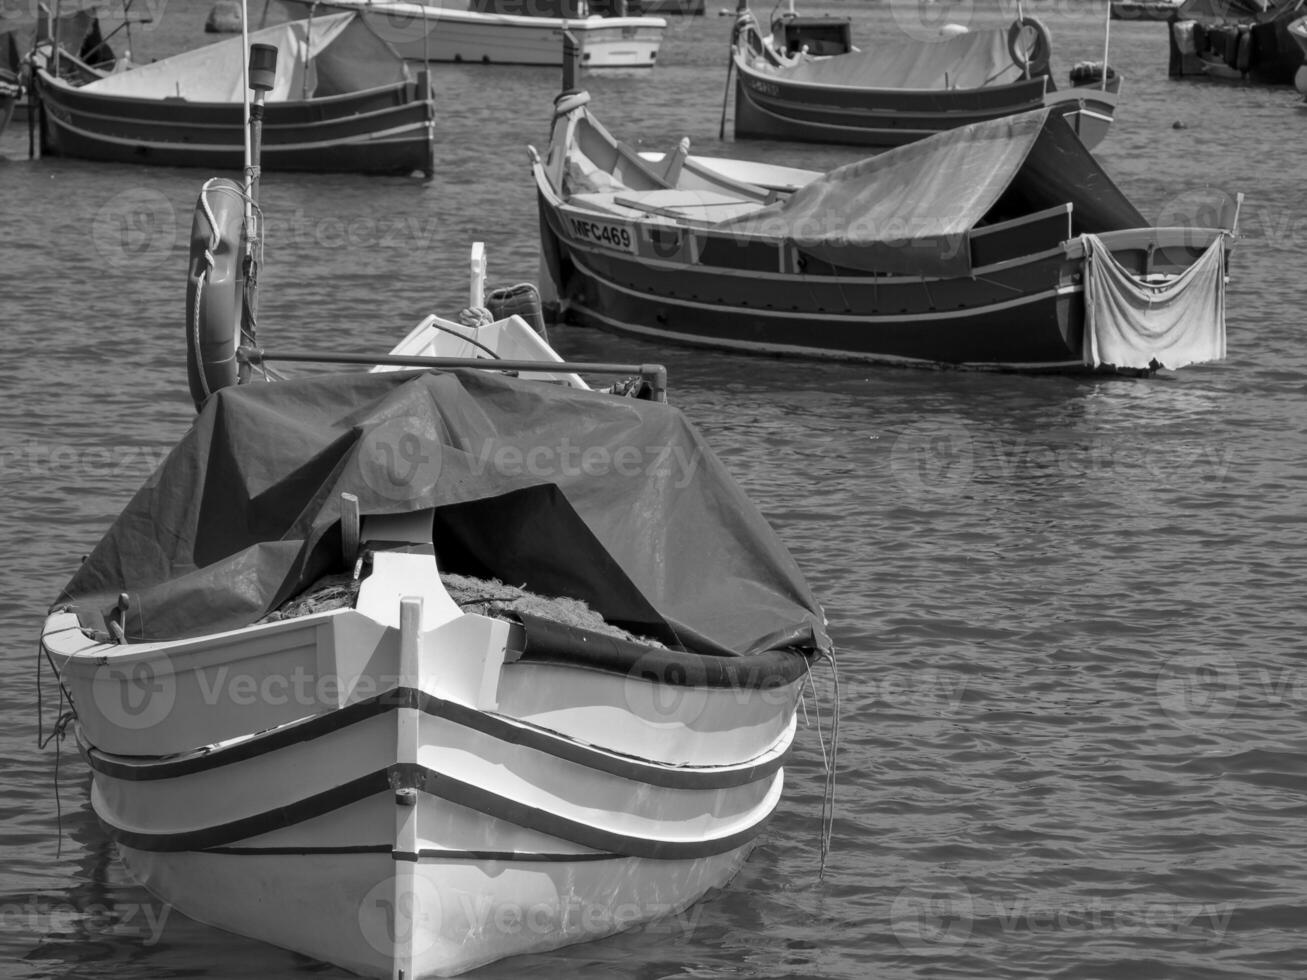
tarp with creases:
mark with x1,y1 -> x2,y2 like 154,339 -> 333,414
81,12 -> 408,102
777,26 -> 1021,90
55,370 -> 830,658
1081,234 -> 1226,370
715,107 -> 1148,277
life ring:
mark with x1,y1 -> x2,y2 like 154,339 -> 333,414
1008,16 -> 1052,76
185,177 -> 245,411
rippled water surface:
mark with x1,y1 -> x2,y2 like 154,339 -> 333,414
3,1 -> 1307,976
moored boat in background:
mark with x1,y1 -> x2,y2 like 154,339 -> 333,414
33,12 -> 436,174
279,0 -> 666,68
535,91 -> 1236,373
1167,0 -> 1306,84
729,3 -> 1122,149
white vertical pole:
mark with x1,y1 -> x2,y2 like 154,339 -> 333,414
1101,0 -> 1112,91
470,242 -> 486,309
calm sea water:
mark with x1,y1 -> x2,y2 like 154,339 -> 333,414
3,1 -> 1307,977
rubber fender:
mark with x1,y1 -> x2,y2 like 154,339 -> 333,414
1008,16 -> 1052,76
185,177 -> 245,412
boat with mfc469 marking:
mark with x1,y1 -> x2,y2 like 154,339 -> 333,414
534,90 -> 1237,373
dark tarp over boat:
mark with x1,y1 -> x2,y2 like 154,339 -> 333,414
717,107 -> 1147,278
55,370 -> 829,658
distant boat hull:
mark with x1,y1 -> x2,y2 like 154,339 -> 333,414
290,0 -> 665,67
1110,0 -> 1181,20
34,72 -> 436,174
732,13 -> 1121,150
734,66 -> 1122,150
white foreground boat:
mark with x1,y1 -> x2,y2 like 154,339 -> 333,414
40,202 -> 831,974
284,0 -> 666,68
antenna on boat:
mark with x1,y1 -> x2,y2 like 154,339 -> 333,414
239,41 -> 277,376
1100,0 -> 1112,91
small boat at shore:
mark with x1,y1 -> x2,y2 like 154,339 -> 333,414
33,12 -> 436,174
282,0 -> 666,68
534,91 -> 1236,373
730,4 -> 1122,149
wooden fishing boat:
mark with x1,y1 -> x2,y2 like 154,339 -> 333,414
282,0 -> 666,68
730,4 -> 1122,150
33,12 -> 436,174
40,150 -> 831,974
1168,0 -> 1306,84
534,91 -> 1237,373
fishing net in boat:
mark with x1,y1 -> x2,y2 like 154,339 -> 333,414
260,571 -> 663,646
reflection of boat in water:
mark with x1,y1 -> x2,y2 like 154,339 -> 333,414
1168,0 -> 1306,85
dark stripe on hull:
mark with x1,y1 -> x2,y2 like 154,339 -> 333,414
36,81 -> 434,174
97,762 -> 774,859
83,686 -> 791,789
542,213 -> 1086,368
733,67 -> 1119,149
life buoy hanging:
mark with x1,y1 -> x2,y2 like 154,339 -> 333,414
185,178 -> 245,412
1008,16 -> 1052,77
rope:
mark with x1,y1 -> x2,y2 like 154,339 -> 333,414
802,647 -> 840,880
36,639 -> 78,859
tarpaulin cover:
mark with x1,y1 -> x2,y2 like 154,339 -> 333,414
716,107 -> 1148,277
55,370 -> 830,658
81,12 -> 408,102
776,26 -> 1021,90
1081,234 -> 1226,370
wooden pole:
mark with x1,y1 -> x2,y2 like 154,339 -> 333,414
1101,0 -> 1112,91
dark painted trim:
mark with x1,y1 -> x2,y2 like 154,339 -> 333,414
85,688 -> 792,789
98,762 -> 772,859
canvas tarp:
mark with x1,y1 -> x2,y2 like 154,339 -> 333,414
715,108 -> 1148,277
777,26 -> 1022,90
1081,234 -> 1226,370
55,370 -> 830,658
81,12 -> 408,103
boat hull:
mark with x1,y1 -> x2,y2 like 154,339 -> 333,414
733,57 -> 1122,150
45,556 -> 808,976
34,72 -> 436,175
310,3 -> 664,68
